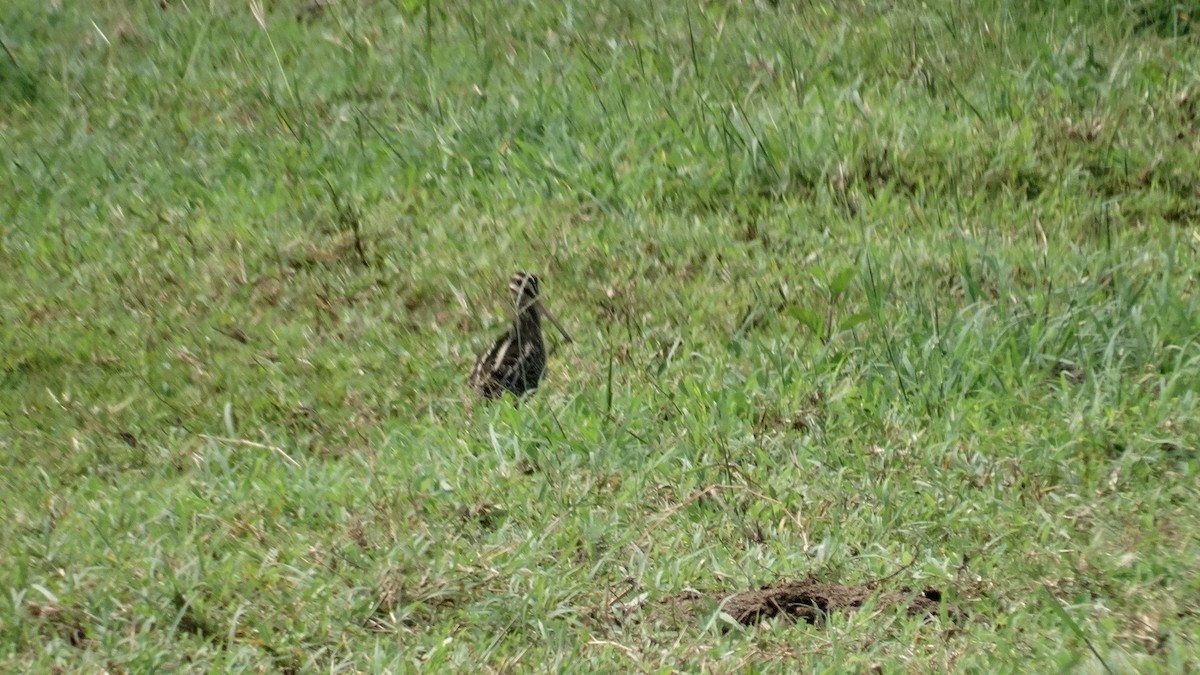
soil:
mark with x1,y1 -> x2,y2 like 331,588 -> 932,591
653,575 -> 955,628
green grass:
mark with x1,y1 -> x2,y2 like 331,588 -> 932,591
3,0 -> 1200,670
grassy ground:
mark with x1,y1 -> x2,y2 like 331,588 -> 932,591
3,0 -> 1200,670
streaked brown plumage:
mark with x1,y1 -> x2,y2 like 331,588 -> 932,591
469,272 -> 572,399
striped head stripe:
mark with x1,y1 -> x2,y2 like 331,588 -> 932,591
509,273 -> 541,300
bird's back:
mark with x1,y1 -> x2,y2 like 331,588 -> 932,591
469,319 -> 546,398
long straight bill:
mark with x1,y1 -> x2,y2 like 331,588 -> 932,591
537,300 -> 573,343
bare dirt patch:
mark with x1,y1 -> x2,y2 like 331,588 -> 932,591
650,576 -> 957,628
27,601 -> 90,648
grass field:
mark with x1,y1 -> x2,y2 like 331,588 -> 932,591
3,0 -> 1200,670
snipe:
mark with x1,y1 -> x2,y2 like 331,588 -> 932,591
469,272 -> 572,399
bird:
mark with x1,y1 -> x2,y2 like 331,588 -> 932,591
469,272 -> 573,399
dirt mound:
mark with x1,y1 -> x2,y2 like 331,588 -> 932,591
656,576 -> 954,627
